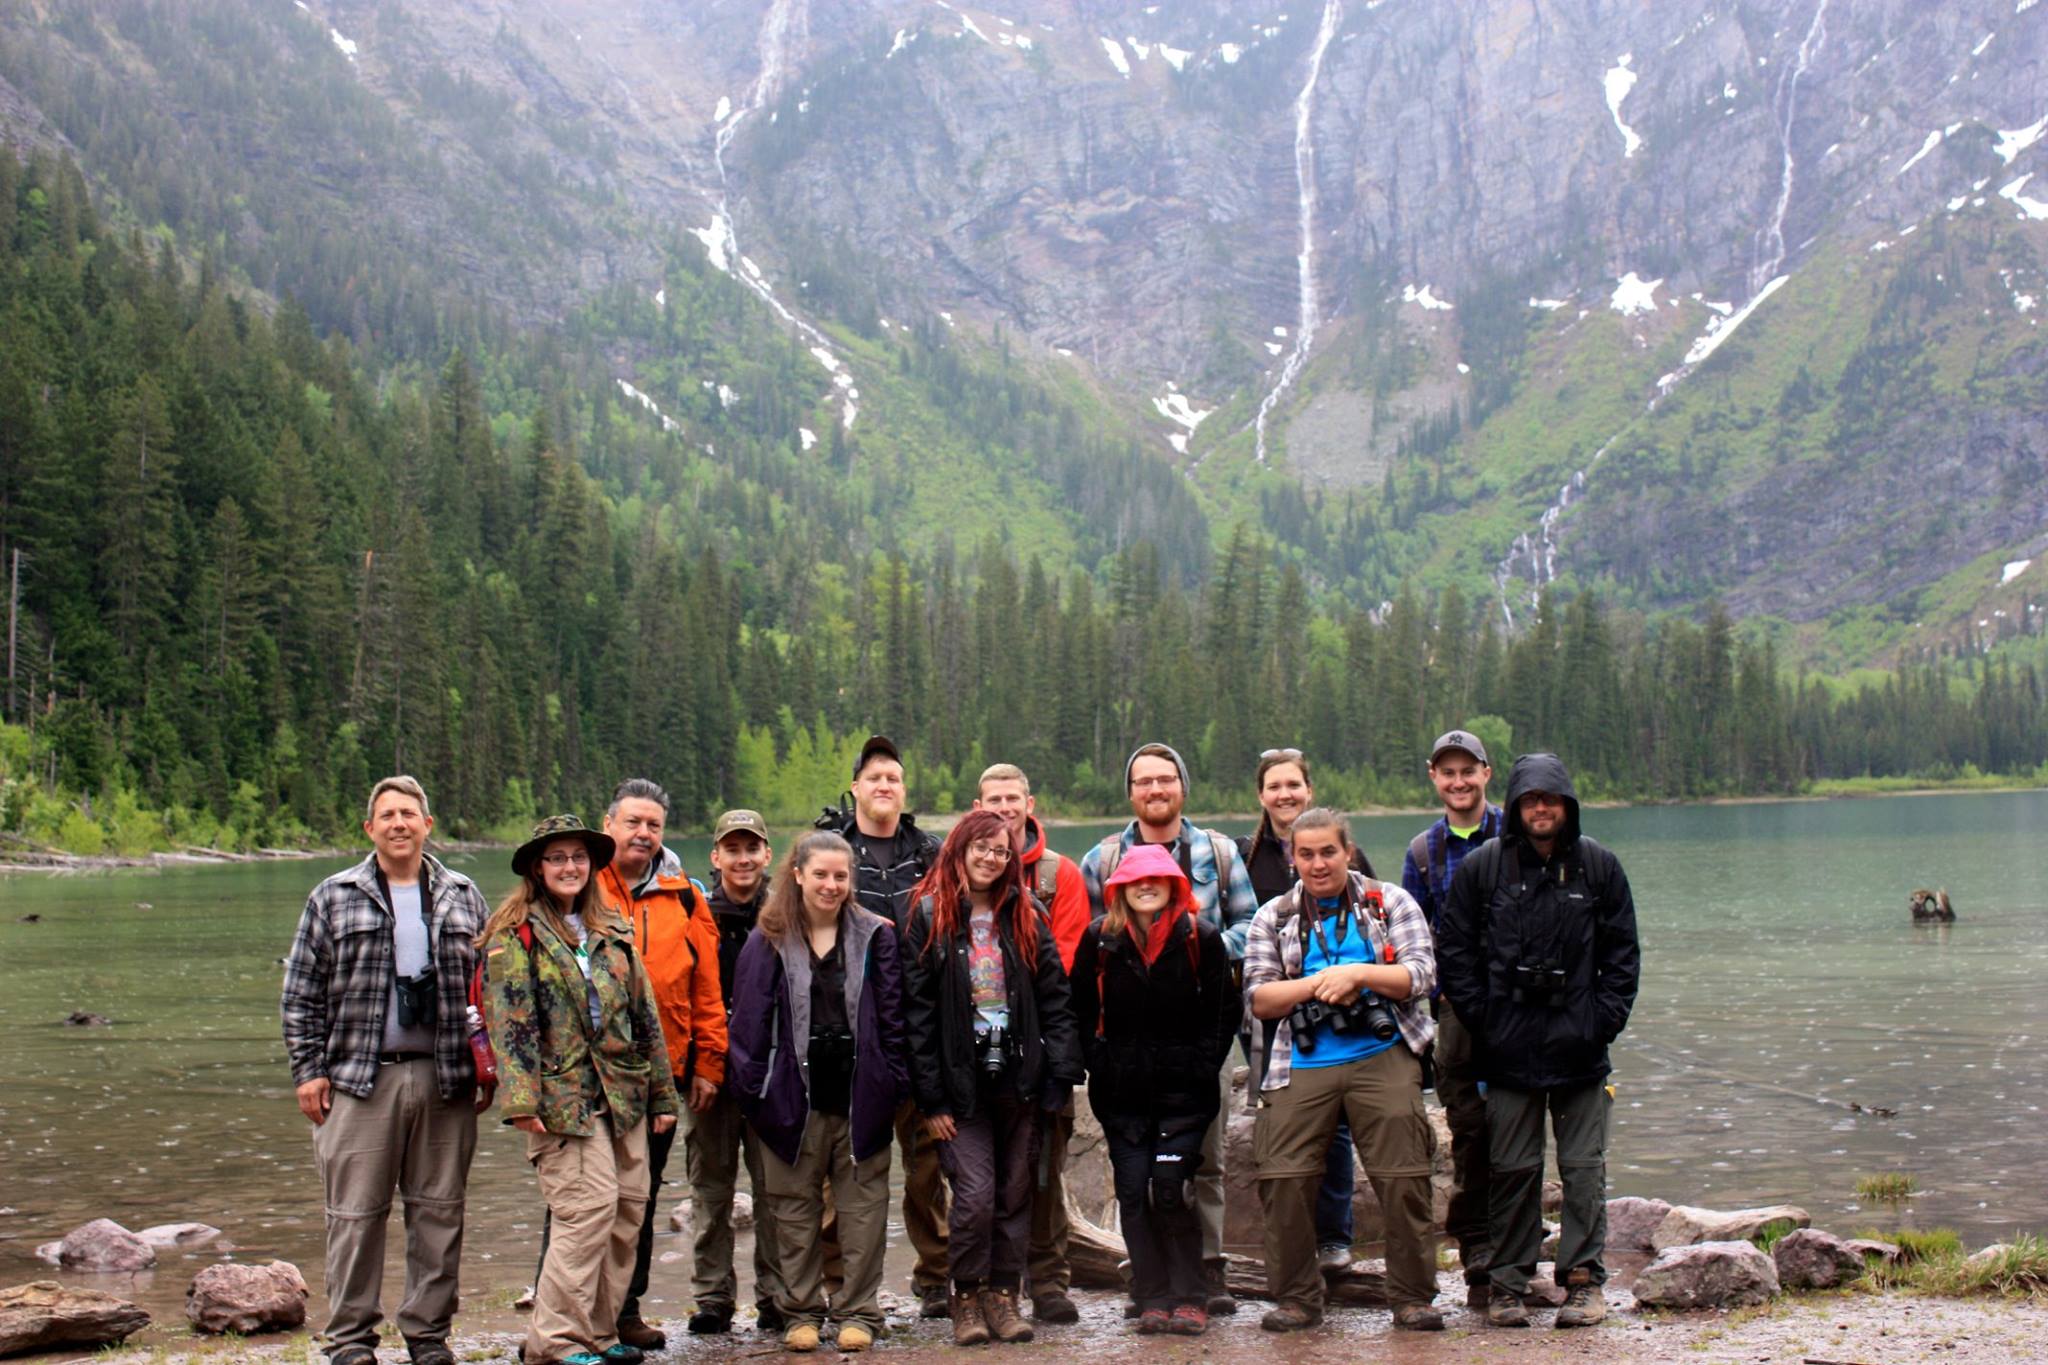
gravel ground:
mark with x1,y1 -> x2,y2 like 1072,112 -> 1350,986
61,1272 -> 2048,1365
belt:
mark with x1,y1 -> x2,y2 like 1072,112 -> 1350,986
377,1050 -> 433,1065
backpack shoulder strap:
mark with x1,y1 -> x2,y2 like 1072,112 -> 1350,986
1095,834 -> 1123,884
1035,851 -> 1061,905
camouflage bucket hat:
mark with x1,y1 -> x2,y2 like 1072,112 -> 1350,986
511,813 -> 617,878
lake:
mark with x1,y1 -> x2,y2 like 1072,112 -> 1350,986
2,790 -> 2043,1329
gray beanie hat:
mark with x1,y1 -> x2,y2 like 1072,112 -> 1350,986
1124,742 -> 1192,791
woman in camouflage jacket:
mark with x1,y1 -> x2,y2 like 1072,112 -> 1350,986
480,814 -> 679,1365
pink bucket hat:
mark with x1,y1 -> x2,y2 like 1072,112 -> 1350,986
1103,842 -> 1190,891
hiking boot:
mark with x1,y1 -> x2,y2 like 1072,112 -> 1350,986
1031,1288 -> 1080,1324
1259,1302 -> 1323,1333
1392,1303 -> 1445,1331
834,1323 -> 873,1352
1486,1292 -> 1531,1328
687,1306 -> 732,1335
755,1301 -> 787,1333
1135,1309 -> 1171,1335
616,1317 -> 666,1351
782,1322 -> 820,1353
1202,1259 -> 1238,1315
1465,1281 -> 1491,1310
979,1289 -> 1034,1344
1122,1301 -> 1144,1320
1317,1242 -> 1354,1273
1167,1304 -> 1208,1336
919,1284 -> 952,1320
950,1291 -> 991,1347
1555,1269 -> 1607,1327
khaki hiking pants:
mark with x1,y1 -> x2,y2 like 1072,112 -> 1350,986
684,1086 -> 784,1314
525,1116 -> 650,1364
762,1112 -> 892,1332
311,1057 -> 476,1358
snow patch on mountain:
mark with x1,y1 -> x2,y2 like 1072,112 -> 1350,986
1604,54 -> 1643,158
1100,36 -> 1131,77
1609,273 -> 1662,315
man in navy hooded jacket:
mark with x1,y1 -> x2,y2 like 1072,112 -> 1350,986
1436,754 -> 1639,1330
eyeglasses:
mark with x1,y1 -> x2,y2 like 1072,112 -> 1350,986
540,851 -> 592,869
1129,775 -> 1181,791
967,840 -> 1013,863
1260,748 -> 1305,762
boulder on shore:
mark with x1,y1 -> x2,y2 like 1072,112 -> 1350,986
1651,1203 -> 1809,1251
1844,1236 -> 1902,1263
1632,1240 -> 1780,1309
54,1220 -> 156,1273
137,1223 -> 221,1250
1773,1228 -> 1868,1289
1607,1196 -> 1674,1252
185,1261 -> 308,1335
0,1281 -> 150,1355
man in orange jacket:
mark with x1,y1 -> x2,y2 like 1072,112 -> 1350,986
598,778 -> 726,1351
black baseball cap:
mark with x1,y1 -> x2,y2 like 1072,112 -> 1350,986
853,734 -> 903,779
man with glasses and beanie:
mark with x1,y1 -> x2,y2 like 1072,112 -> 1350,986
1400,730 -> 1504,1309
822,735 -> 950,1316
1080,742 -> 1257,1315
281,776 -> 490,1365
1437,754 -> 1640,1329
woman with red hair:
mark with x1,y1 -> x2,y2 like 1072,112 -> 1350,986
1068,843 -> 1239,1335
903,810 -> 1083,1347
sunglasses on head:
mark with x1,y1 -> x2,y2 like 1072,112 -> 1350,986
1260,748 -> 1304,762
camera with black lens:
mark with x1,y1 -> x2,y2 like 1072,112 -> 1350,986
1287,993 -> 1398,1052
1512,959 -> 1568,1008
814,791 -> 855,831
973,1019 -> 1012,1077
395,970 -> 438,1030
809,1027 -> 856,1071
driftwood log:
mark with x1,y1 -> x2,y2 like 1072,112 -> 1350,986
1063,1187 -> 1392,1305
1907,888 -> 1954,922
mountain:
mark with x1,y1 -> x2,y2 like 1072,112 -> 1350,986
2,0 -> 2046,664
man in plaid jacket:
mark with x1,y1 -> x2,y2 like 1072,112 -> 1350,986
281,776 -> 490,1365
1242,808 -> 1443,1334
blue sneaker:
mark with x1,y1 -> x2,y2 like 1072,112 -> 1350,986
562,1354 -> 607,1365
601,1346 -> 644,1365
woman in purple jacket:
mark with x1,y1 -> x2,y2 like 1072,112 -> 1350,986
726,831 -> 907,1354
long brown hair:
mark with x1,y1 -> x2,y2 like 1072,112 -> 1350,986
911,809 -> 1039,965
1101,875 -> 1198,940
1251,750 -> 1314,849
479,840 -> 621,949
757,830 -> 855,944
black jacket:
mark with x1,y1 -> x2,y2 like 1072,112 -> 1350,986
706,874 -> 766,1011
1069,917 -> 1237,1122
834,812 -> 943,930
1436,753 -> 1641,1091
1238,823 -> 1375,909
902,889 -> 1084,1119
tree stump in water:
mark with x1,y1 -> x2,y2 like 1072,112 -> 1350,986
1907,888 -> 1954,922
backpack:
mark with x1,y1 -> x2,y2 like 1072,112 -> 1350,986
466,922 -> 535,1089
1092,827 -> 1242,909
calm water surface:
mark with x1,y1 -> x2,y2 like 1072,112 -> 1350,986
1,791 -> 2043,1327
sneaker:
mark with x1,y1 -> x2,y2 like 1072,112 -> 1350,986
978,1289 -> 1035,1344
950,1291 -> 991,1348
919,1284 -> 953,1320
687,1306 -> 733,1335
1486,1293 -> 1531,1328
835,1323 -> 873,1352
1258,1302 -> 1323,1333
1031,1289 -> 1080,1324
600,1344 -> 643,1364
562,1354 -> 606,1365
756,1302 -> 787,1333
1555,1270 -> 1607,1328
1135,1309 -> 1171,1335
616,1316 -> 666,1351
1167,1304 -> 1208,1336
1202,1260 -> 1238,1316
1317,1243 -> 1354,1273
1392,1303 -> 1445,1331
782,1322 -> 820,1353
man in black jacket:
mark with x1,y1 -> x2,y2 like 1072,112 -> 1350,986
1436,754 -> 1639,1330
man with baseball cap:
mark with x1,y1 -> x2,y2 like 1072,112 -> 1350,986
683,809 -> 784,1334
1399,729 -> 1503,1309
822,735 -> 950,1315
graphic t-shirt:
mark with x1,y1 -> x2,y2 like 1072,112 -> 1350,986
967,905 -> 1008,1031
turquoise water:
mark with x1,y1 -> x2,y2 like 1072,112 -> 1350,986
1,790 -> 2042,1325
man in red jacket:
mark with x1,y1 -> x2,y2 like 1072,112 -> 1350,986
973,762 -> 1088,1324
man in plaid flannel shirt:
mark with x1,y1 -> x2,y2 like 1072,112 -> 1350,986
1242,808 -> 1442,1333
281,776 -> 490,1365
